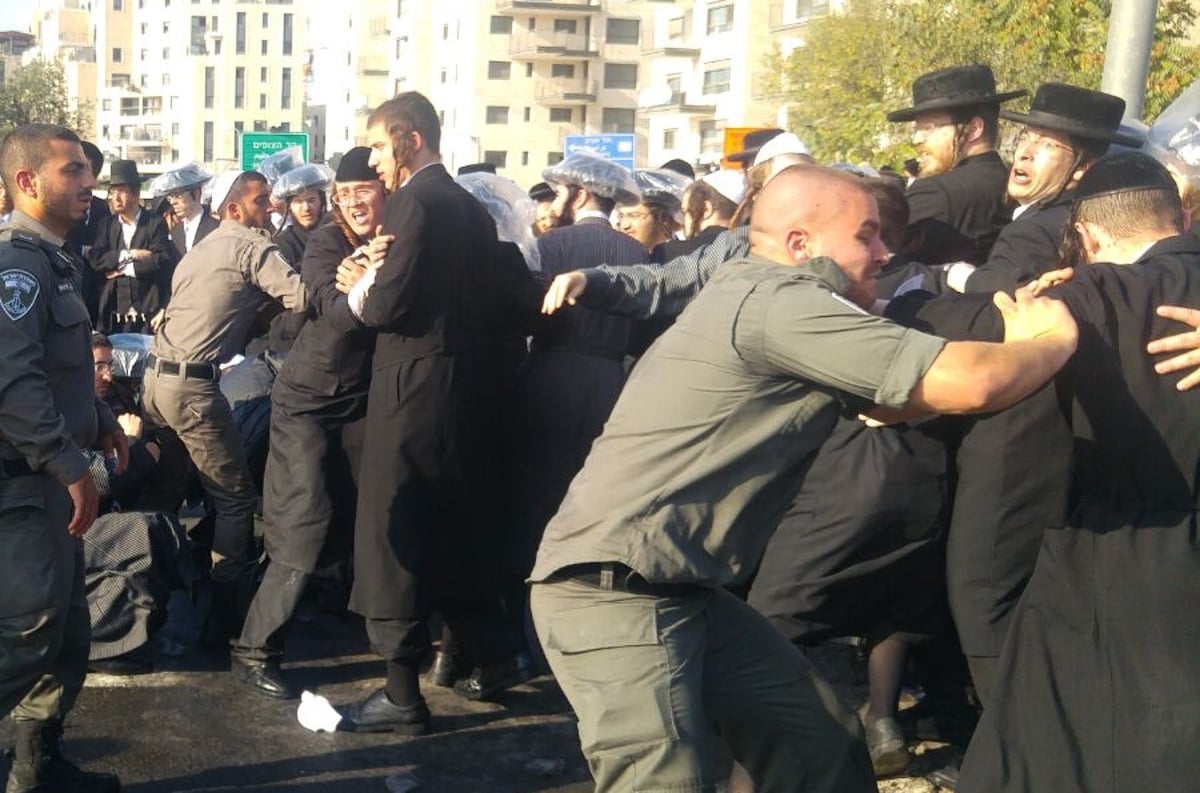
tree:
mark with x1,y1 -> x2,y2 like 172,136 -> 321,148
0,59 -> 91,140
765,0 -> 1200,168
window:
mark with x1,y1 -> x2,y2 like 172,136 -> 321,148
235,67 -> 245,108
523,107 -> 531,122
262,12 -> 268,26
483,150 -> 507,168
236,12 -> 246,54
172,122 -> 180,135
663,128 -> 677,149
550,63 -> 575,78
521,152 -> 529,166
140,49 -> 148,61
487,61 -> 511,80
214,39 -> 221,55
204,66 -> 214,108
606,18 -> 639,45
795,0 -> 830,17
203,121 -> 213,162
525,63 -> 533,78
260,94 -> 267,109
707,4 -> 734,34
102,99 -> 112,111
120,98 -> 138,116
170,96 -> 178,110
703,67 -> 731,94
667,15 -> 685,40
254,121 -> 267,132
486,106 -> 509,124
553,19 -> 576,34
700,120 -> 720,153
549,107 -> 572,123
261,40 -> 268,55
112,47 -> 123,63
489,16 -> 512,35
604,64 -> 637,90
281,67 -> 292,109
547,151 -> 563,166
441,24 -> 448,40
439,68 -> 447,84
283,14 -> 293,55
162,73 -> 170,86
143,97 -> 162,114
601,108 -> 635,133
162,47 -> 170,58
113,0 -> 123,9
261,67 -> 268,81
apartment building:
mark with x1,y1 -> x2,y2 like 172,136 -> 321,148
26,0 -> 96,136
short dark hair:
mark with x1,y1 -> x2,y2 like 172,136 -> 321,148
862,176 -> 910,253
91,331 -> 112,351
223,171 -> 268,215
0,124 -> 82,192
950,104 -> 1001,147
81,141 -> 104,177
368,91 -> 441,156
1059,187 -> 1183,267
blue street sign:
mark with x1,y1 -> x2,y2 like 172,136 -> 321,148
564,133 -> 636,172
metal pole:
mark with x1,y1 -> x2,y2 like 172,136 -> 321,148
1101,0 -> 1159,119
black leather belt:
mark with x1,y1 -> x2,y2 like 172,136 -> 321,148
550,562 -> 706,598
146,353 -> 219,381
0,458 -> 34,478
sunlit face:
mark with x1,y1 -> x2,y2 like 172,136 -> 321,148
288,188 -> 323,230
167,188 -> 201,220
617,203 -> 670,251
1008,126 -> 1078,206
24,139 -> 97,234
367,122 -> 399,191
803,187 -> 889,309
533,199 -> 557,236
910,111 -> 962,177
548,182 -> 577,227
332,180 -> 385,238
93,345 -> 114,399
108,185 -> 139,218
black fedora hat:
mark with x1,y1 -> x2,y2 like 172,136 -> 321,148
888,65 -> 1026,122
108,159 -> 142,188
727,128 -> 784,164
1074,151 -> 1176,202
1001,83 -> 1144,147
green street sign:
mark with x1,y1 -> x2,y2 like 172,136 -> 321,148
239,131 -> 310,171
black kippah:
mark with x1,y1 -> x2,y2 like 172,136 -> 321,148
335,147 -> 376,182
1075,151 -> 1177,203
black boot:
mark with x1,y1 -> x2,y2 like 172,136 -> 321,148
5,719 -> 120,793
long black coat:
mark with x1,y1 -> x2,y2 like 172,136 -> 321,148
88,210 -> 177,334
960,234 -> 1200,792
963,192 -> 1074,294
169,212 -> 219,257
902,151 -> 1012,266
350,163 -> 507,623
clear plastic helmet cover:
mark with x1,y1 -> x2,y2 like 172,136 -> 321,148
255,146 -> 306,186
107,333 -> 154,379
632,168 -> 691,215
542,150 -> 642,206
1146,80 -> 1200,199
271,163 -> 335,203
456,172 -> 541,272
147,163 -> 212,198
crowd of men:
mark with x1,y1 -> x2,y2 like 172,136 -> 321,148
0,63 -> 1198,793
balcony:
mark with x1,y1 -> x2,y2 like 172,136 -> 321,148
641,16 -> 699,57
510,31 -> 599,59
495,0 -> 600,14
638,88 -> 716,115
769,1 -> 831,31
533,77 -> 597,104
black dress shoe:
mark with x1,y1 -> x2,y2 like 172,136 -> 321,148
231,657 -> 298,700
340,688 -> 430,735
454,652 -> 535,701
426,650 -> 468,687
88,655 -> 153,677
865,716 -> 910,777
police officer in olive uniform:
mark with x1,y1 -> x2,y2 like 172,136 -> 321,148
0,124 -> 124,793
143,170 -> 305,640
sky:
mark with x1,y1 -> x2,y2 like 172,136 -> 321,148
0,1 -> 37,34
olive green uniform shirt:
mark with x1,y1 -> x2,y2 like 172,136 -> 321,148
530,254 -> 947,587
153,219 -> 305,364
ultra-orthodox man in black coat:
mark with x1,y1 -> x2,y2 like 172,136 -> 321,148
88,209 -> 177,334
958,232 -> 1200,793
903,150 -> 1012,266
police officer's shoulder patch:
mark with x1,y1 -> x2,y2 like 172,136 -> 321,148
0,268 -> 40,321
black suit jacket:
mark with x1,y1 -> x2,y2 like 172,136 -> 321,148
903,151 -> 1013,266
964,192 -> 1073,295
88,209 -> 178,332
169,212 -> 219,257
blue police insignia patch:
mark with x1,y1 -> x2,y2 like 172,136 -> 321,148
0,269 -> 40,321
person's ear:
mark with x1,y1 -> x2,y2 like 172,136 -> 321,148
1075,220 -> 1106,260
786,228 -> 812,262
12,168 -> 37,199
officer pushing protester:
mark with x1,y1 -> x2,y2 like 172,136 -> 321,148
0,123 -> 127,793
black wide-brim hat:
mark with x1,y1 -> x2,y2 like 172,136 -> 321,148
888,65 -> 1026,122
1001,83 -> 1144,147
108,159 -> 142,188
727,128 -> 784,163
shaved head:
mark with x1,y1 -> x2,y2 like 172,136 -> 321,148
750,164 -> 888,309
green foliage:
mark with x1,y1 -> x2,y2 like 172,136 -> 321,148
767,0 -> 1200,169
0,59 -> 91,141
